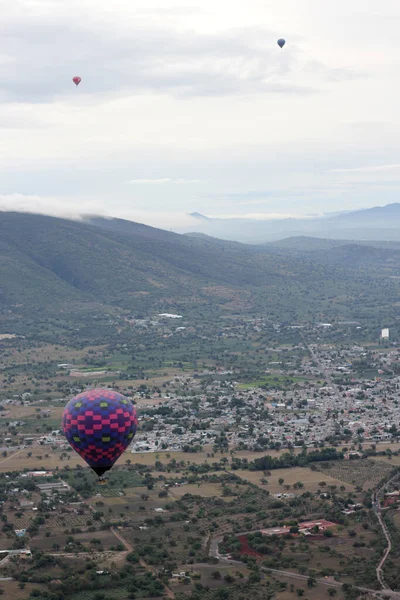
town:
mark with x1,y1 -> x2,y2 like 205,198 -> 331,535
1,318 -> 400,600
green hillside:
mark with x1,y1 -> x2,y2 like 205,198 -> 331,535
1,212 -> 400,327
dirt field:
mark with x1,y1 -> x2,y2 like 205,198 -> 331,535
0,404 -> 62,420
0,445 -> 215,473
168,482 -> 225,499
0,447 -> 85,472
31,529 -> 118,552
129,449 -> 215,466
233,467 -> 354,493
0,344 -> 107,367
276,582 -> 345,600
0,581 -> 47,600
87,484 -> 173,521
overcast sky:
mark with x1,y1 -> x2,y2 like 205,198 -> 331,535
1,0 -> 400,229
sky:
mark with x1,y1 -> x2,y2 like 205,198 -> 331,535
2,0 -> 400,229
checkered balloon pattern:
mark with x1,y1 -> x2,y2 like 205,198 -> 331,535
62,389 -> 138,472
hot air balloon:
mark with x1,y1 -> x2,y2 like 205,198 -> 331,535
277,39 -> 286,48
72,76 -> 81,86
62,389 -> 138,479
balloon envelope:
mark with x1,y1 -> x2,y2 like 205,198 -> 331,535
277,39 -> 286,48
72,76 -> 81,86
62,389 -> 138,477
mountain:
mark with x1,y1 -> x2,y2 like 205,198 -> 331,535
1,212 -> 400,329
265,235 -> 400,270
188,212 -> 211,221
313,244 -> 400,270
0,212 -> 320,313
180,203 -> 400,243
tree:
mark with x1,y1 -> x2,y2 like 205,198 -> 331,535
278,478 -> 284,486
296,589 -> 304,597
327,589 -> 337,597
212,570 -> 222,580
348,530 -> 357,537
307,577 -> 316,588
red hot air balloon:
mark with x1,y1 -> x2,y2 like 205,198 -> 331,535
72,76 -> 82,86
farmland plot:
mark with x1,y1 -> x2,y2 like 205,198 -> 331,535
316,459 -> 394,488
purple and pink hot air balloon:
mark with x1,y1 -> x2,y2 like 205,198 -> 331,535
62,389 -> 138,478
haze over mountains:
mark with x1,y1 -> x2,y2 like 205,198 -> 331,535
181,203 -> 400,243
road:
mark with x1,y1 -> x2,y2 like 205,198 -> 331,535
0,447 -> 24,465
300,332 -> 335,386
209,531 -> 400,598
263,568 -> 400,599
372,473 -> 400,590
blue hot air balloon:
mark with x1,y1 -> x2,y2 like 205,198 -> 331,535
62,389 -> 138,478
277,39 -> 286,48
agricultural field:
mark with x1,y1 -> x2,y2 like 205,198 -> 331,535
368,453 -> 400,467
31,529 -> 119,552
233,467 -> 354,494
315,459 -> 394,489
88,487 -> 172,522
168,482 -> 227,500
0,447 -> 85,472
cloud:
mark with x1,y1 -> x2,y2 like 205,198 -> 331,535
205,212 -> 304,220
126,178 -> 201,184
0,4 -> 358,103
328,164 -> 400,173
0,193 -> 196,229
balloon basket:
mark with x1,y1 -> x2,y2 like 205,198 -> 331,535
98,478 -> 108,485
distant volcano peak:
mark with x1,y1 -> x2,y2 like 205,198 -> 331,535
189,212 -> 211,221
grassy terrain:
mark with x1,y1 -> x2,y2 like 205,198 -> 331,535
234,467 -> 355,494
315,459 -> 394,489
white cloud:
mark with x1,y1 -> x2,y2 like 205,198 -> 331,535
126,178 -> 202,184
329,164 -> 400,173
206,212 -> 304,220
0,193 -> 195,229
2,0 -> 400,222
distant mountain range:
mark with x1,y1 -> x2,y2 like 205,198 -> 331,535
182,203 -> 400,243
